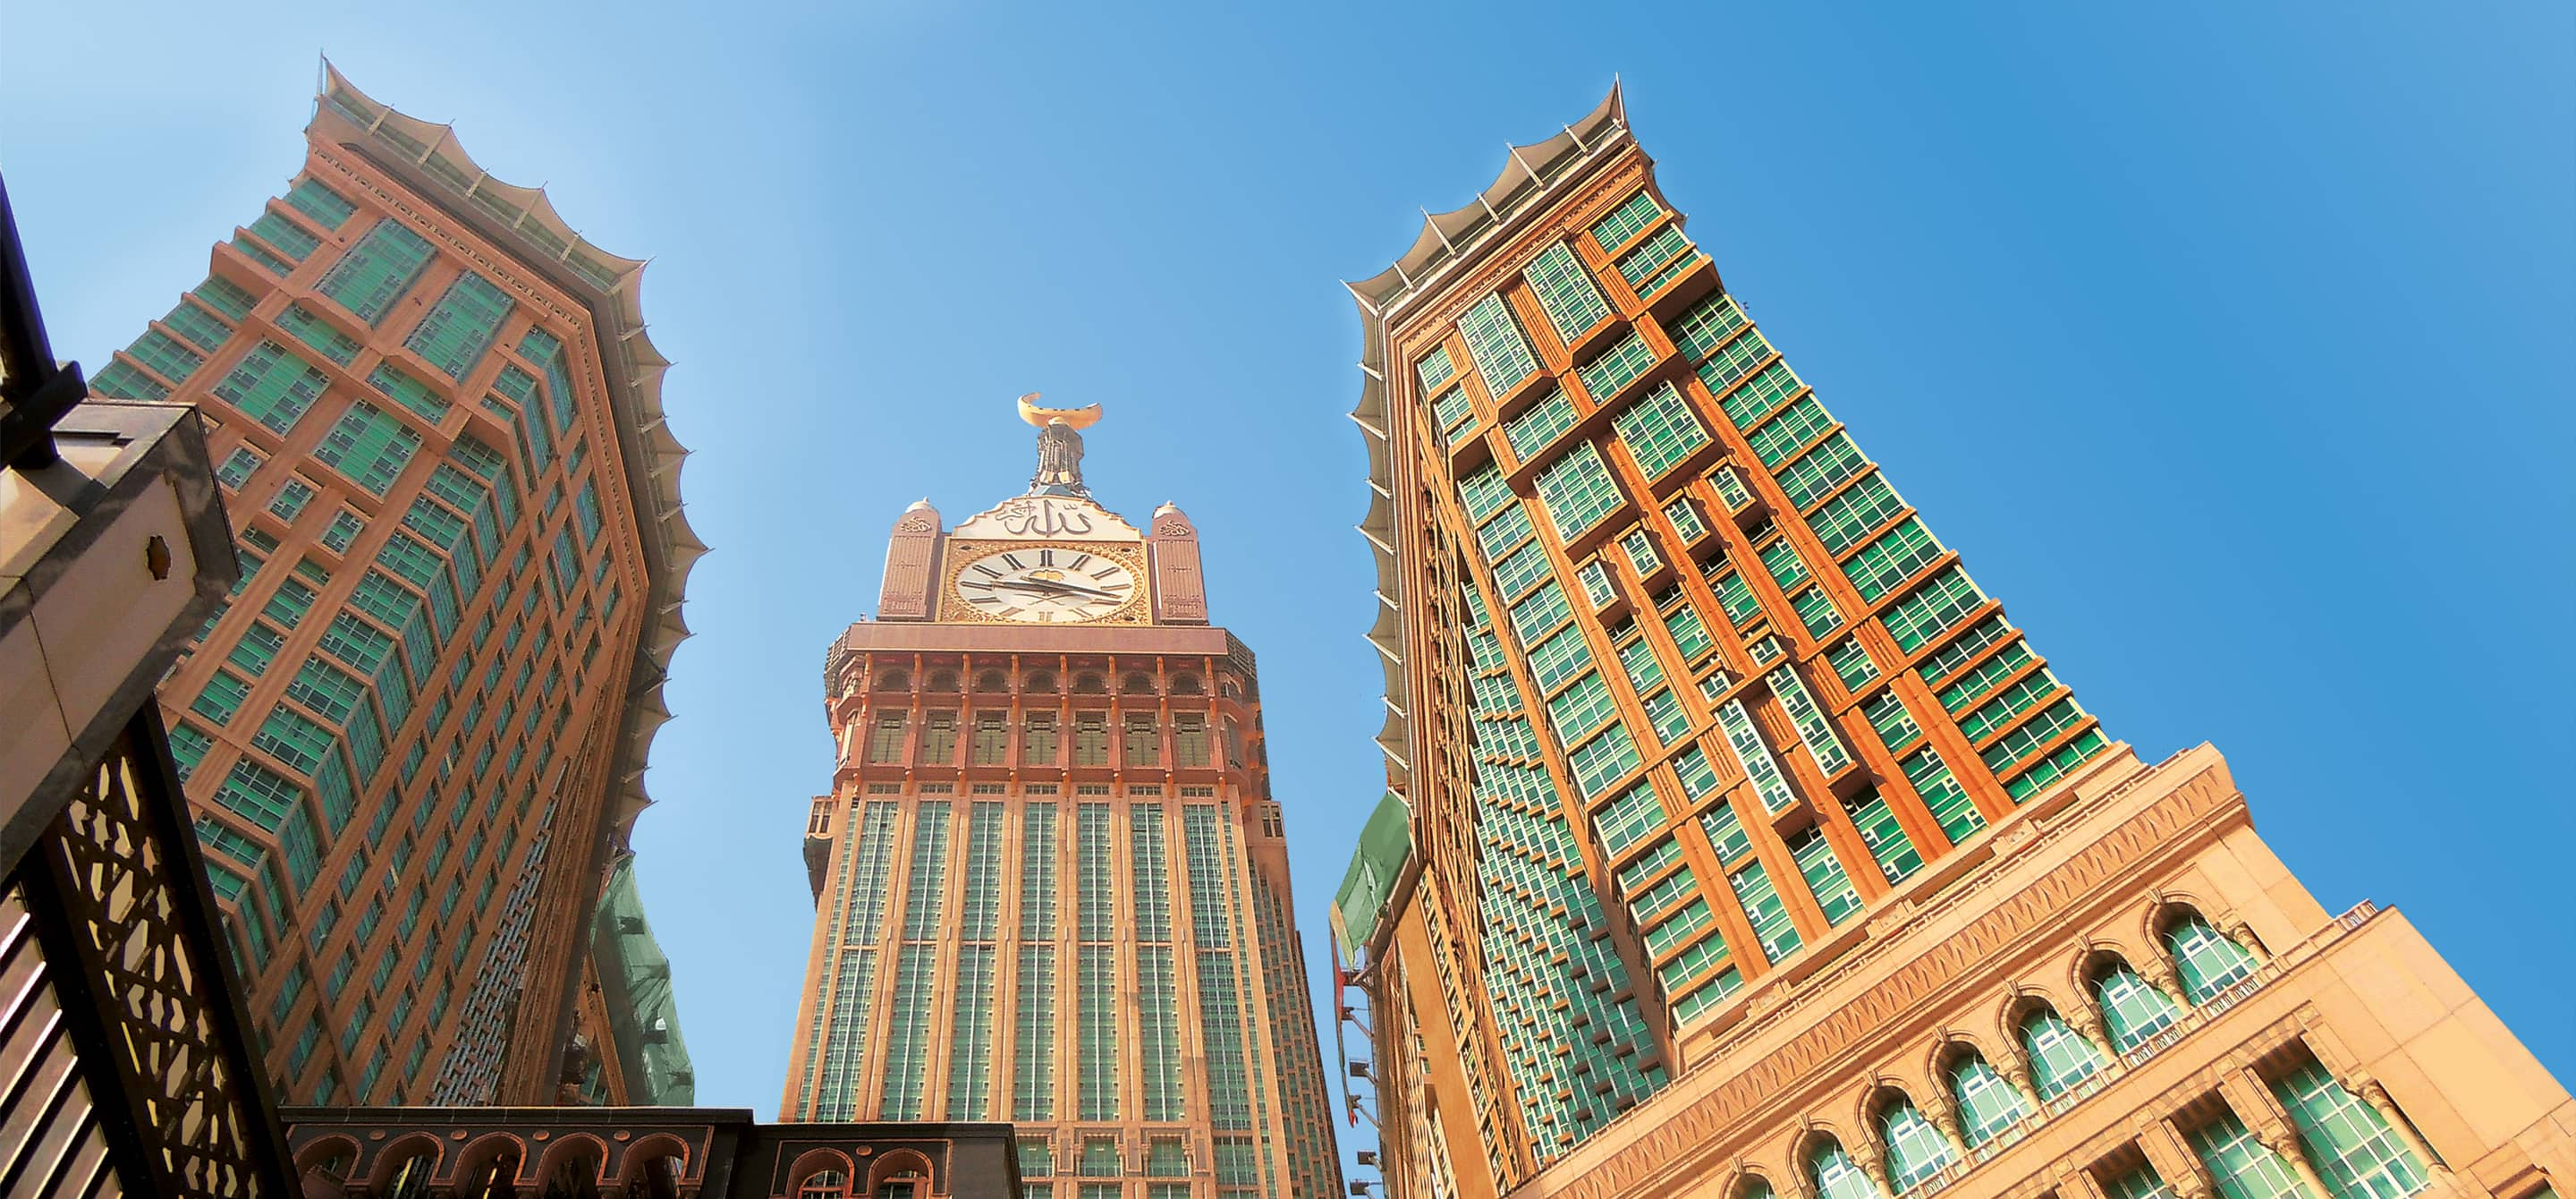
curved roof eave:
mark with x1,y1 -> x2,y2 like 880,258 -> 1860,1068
314,61 -> 702,846
1343,81 -> 1633,792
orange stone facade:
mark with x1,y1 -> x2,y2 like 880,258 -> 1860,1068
1337,89 -> 2572,1199
93,68 -> 701,1106
781,456 -> 1343,1197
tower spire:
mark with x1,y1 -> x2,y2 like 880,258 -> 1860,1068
1016,391 -> 1102,497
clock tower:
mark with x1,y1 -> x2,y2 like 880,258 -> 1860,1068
783,401 -> 1343,1199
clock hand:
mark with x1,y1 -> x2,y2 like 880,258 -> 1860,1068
1013,577 -> 1124,601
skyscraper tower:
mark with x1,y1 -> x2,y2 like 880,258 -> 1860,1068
87,66 -> 704,1107
1334,88 -> 2572,1198
784,401 -> 1344,1199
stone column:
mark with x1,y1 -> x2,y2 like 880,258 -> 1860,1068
2354,1076 -> 2453,1183
2224,919 -> 2266,961
2059,1166 -> 2113,1199
1921,1089 -> 1975,1162
2146,1118 -> 2217,1199
2140,955 -> 2189,1007
1847,1140 -> 1897,1198
2230,1069 -> 2334,1199
2066,1006 -> 2115,1066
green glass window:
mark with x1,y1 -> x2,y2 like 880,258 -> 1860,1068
267,480 -> 318,525
1842,788 -> 1923,884
286,179 -> 358,230
321,509 -> 363,554
276,303 -> 361,365
1747,395 -> 1833,468
1673,745 -> 1720,799
1670,964 -> 1741,1025
2190,1111 -> 2312,1199
1415,344 -> 1456,393
1711,571 -> 1759,626
1699,800 -> 1751,863
88,361 -> 170,400
1525,242 -> 1611,338
1811,472 -> 1905,554
284,657 -> 366,724
1715,699 -> 1797,814
1533,442 -> 1626,540
2273,1062 -> 2428,1199
1691,333 -> 1772,407
1612,381 -> 1709,478
1882,565 -> 1987,653
2096,962 -> 2184,1053
1616,225 -> 1700,296
242,211 -> 320,261
1730,859 -> 1801,963
367,362 -> 452,422
1880,1095 -> 1958,1193
1504,387 -> 1577,459
1768,667 -> 1852,776
1936,640 -> 2037,711
1013,943 -> 1055,1121
1844,518 -> 1944,602
1663,497 -> 1708,541
1960,668 -> 2060,743
1825,639 -> 1878,689
1589,191 -> 1661,251
1902,746 -> 1985,845
1949,1051 -> 2032,1146
1579,331 -> 1657,399
404,271 -> 513,378
161,297 -> 233,353
1568,723 -> 1640,799
2167,915 -> 2260,1003
1614,838 -> 1683,894
1077,943 -> 1119,1119
1667,292 -> 1747,361
1808,1139 -> 1882,1199
313,401 -> 421,495
877,943 -> 938,1118
1860,693 -> 1923,751
1547,670 -> 1619,740
1718,361 -> 1802,428
317,218 -> 436,324
191,670 -> 250,726
1792,587 -> 1843,639
1642,689 -> 1690,744
2004,727 -> 2111,800
2020,1005 -> 2106,1101
1458,293 -> 1538,392
1457,463 -> 1513,523
227,620 -> 285,676
1787,827 -> 1862,925
1980,697 -> 2090,772
1641,898 -> 1713,957
213,340 -> 331,435
1776,431 -> 1868,509
216,446 -> 263,490
194,276 -> 258,320
250,705 -> 335,775
1591,782 -> 1667,855
1430,385 -> 1476,444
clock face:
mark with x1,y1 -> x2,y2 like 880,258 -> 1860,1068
954,546 -> 1140,623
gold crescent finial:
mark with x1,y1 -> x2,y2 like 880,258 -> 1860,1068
1016,392 -> 1103,430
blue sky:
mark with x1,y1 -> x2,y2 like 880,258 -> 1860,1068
7,0 -> 2569,1156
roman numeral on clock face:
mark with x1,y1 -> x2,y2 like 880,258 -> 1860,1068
1001,552 -> 1028,571
1038,548 -> 1056,566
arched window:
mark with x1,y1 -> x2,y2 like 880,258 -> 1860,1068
1026,670 -> 1057,693
1121,671 -> 1155,694
794,1170 -> 851,1199
876,670 -> 910,693
1734,1176 -> 1779,1199
1807,1137 -> 1885,1199
974,670 -> 1008,693
378,1144 -> 440,1199
1170,673 -> 1203,695
1878,1093 -> 1957,1192
2093,959 -> 2184,1054
928,669 -> 960,693
1072,672 -> 1106,694
2017,1005 -> 2106,1101
299,1144 -> 358,1192
1945,1050 -> 2032,1148
538,1143 -> 603,1199
2164,914 -> 2258,1004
